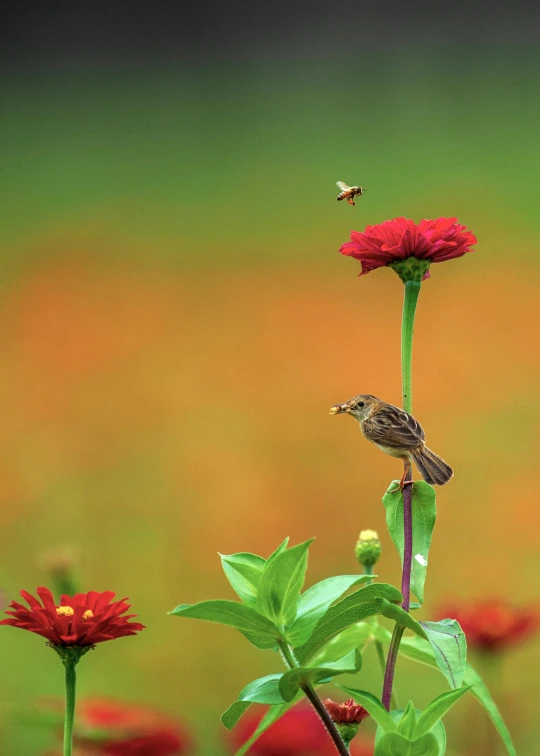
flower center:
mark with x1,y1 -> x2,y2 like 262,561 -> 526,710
56,606 -> 74,617
82,609 -> 94,621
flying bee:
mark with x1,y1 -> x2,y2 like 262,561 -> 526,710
336,181 -> 365,206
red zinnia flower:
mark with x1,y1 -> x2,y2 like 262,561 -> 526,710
227,703 -> 373,756
1,587 -> 144,647
439,600 -> 538,653
340,217 -> 476,279
324,698 -> 369,725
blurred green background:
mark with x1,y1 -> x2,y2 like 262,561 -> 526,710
1,5 -> 540,754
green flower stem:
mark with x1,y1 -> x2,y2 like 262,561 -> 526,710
401,279 -> 420,415
375,639 -> 389,683
63,657 -> 77,756
363,563 -> 373,577
277,641 -> 349,756
278,639 -> 298,670
381,279 -> 421,710
400,279 -> 420,611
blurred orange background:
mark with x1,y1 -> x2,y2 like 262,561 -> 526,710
0,31 -> 539,756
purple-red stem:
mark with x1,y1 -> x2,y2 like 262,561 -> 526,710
278,640 -> 349,756
382,466 -> 413,710
301,683 -> 350,756
401,470 -> 413,612
381,623 -> 405,710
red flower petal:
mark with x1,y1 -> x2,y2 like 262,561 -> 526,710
1,588 -> 144,647
324,698 -> 369,725
340,216 -> 476,277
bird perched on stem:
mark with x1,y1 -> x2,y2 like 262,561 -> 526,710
330,394 -> 453,489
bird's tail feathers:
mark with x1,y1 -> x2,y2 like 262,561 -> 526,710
411,445 -> 453,486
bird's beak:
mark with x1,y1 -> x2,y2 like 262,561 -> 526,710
329,403 -> 350,415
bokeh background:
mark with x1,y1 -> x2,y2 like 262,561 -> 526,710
1,1 -> 540,754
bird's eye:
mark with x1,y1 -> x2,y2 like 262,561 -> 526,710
357,401 -> 365,408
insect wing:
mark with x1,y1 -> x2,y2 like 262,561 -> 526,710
336,181 -> 351,192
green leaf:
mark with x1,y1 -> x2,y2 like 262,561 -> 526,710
397,702 -> 417,739
419,619 -> 467,689
239,673 -> 286,704
296,596 -> 427,664
256,539 -> 313,628
221,701 -> 252,730
375,703 -> 446,756
383,480 -> 436,606
379,602 -> 428,640
266,537 -> 290,565
220,552 -> 266,605
294,583 -> 402,663
308,621 -> 380,666
169,599 -> 280,649
279,649 -> 362,702
286,574 -> 374,647
376,710 -> 446,756
375,731 -> 440,756
232,702 -> 295,756
221,674 -> 288,731
338,686 -> 398,732
396,636 -> 516,756
398,635 -> 436,666
415,686 -> 472,737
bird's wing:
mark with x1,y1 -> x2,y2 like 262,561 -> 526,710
363,405 -> 425,448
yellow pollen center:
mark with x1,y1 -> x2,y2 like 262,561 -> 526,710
82,610 -> 94,621
56,606 -> 74,617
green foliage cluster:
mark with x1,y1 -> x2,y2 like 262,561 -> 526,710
171,529 -> 516,755
170,217 -> 514,756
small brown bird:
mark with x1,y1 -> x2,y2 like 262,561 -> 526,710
330,394 -> 453,488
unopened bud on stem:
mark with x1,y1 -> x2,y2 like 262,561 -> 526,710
324,698 -> 369,749
355,529 -> 381,569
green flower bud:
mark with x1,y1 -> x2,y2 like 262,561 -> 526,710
355,529 -> 381,568
335,722 -> 360,747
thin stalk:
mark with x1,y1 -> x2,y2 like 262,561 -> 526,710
363,563 -> 399,708
301,682 -> 351,756
375,636 -> 399,710
278,639 -> 298,670
400,279 -> 420,614
381,624 -> 405,710
401,280 -> 420,415
401,471 -> 413,612
63,659 -> 77,756
381,278 -> 421,709
277,641 -> 349,756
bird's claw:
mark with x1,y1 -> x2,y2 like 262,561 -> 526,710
389,479 -> 414,494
